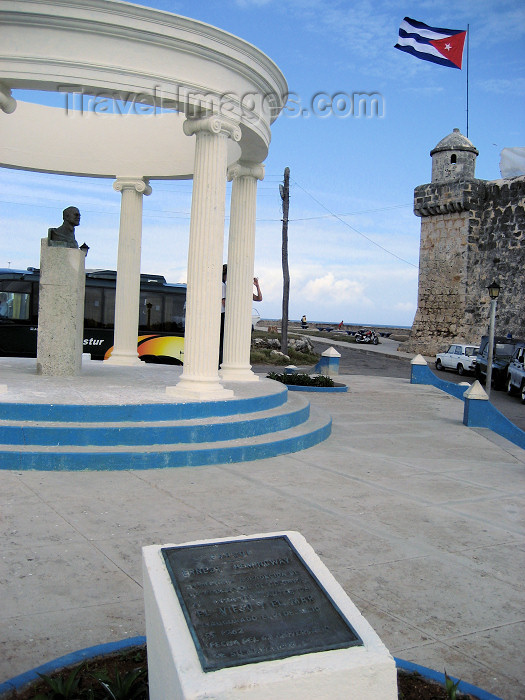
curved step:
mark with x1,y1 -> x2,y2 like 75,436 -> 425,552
0,379 -> 288,423
0,394 -> 310,447
0,406 -> 331,470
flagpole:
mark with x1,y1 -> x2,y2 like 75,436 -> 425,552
466,23 -> 470,137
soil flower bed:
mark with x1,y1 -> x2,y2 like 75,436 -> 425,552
5,646 -> 484,699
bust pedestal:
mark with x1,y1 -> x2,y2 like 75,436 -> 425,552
36,238 -> 86,376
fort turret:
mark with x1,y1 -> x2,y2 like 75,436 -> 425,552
430,127 -> 478,183
402,129 -> 524,356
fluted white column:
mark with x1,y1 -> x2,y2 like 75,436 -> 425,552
105,177 -> 151,365
221,162 -> 264,381
168,115 -> 241,400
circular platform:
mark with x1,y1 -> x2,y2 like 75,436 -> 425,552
0,358 -> 331,470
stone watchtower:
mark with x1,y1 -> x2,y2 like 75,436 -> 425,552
403,128 -> 525,356
430,127 -> 478,182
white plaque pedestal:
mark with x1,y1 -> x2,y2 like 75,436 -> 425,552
143,531 -> 397,699
37,239 -> 85,376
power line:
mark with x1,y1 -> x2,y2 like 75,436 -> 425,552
289,203 -> 412,222
291,179 -> 418,268
0,196 -> 413,226
0,179 -> 418,264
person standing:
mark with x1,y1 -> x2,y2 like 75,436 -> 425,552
253,277 -> 262,302
219,265 -> 263,365
219,264 -> 228,366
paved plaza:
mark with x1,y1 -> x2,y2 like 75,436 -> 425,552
0,366 -> 524,698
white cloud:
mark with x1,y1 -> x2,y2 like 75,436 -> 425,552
478,77 -> 525,96
394,301 -> 417,313
248,256 -> 418,326
302,272 -> 366,304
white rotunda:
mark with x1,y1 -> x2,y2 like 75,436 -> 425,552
0,0 -> 288,399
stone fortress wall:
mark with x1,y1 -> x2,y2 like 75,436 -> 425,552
403,129 -> 525,356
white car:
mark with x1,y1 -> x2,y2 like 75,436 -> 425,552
506,343 -> 525,403
435,343 -> 479,376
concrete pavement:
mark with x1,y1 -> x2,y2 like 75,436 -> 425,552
0,369 -> 524,698
289,333 -> 525,432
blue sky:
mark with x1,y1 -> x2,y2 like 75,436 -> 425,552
1,0 -> 524,326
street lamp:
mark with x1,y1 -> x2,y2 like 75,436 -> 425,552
485,281 -> 500,398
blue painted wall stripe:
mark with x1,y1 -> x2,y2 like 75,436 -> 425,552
287,384 -> 348,393
411,363 -> 468,399
411,363 -> 525,450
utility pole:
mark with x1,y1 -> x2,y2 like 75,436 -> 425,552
279,167 -> 290,354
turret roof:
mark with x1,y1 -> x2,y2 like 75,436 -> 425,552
430,128 -> 479,156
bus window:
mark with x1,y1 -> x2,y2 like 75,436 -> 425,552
0,282 -> 31,321
84,286 -> 104,327
102,288 -> 115,328
139,293 -> 163,330
164,292 -> 185,332
0,268 -> 186,361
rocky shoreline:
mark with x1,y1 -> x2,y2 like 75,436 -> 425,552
259,320 -> 412,343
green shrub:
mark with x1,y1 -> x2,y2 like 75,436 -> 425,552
267,372 -> 335,387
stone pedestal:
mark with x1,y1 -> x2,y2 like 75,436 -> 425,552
36,239 -> 85,376
143,531 -> 397,699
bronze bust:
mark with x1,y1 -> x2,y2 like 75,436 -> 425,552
48,207 -> 81,248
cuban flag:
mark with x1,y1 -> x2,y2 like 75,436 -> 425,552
395,17 -> 467,69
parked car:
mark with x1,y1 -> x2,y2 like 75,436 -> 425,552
475,336 -> 523,391
506,342 -> 525,403
435,343 -> 479,375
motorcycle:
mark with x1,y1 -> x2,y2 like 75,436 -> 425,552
354,328 -> 379,345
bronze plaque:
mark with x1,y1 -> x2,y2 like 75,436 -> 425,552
162,535 -> 362,672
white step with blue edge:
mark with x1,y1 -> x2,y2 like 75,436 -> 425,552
0,392 -> 310,447
0,393 -> 331,471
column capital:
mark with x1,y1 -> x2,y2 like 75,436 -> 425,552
183,114 -> 241,142
113,177 -> 152,196
227,161 -> 265,182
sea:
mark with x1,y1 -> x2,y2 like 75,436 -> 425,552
260,319 -> 412,331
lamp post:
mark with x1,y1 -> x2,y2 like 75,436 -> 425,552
485,281 -> 500,399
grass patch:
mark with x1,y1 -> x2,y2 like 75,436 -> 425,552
302,330 -> 359,344
250,331 -> 320,366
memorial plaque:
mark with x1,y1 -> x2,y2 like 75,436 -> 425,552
162,535 -> 362,672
